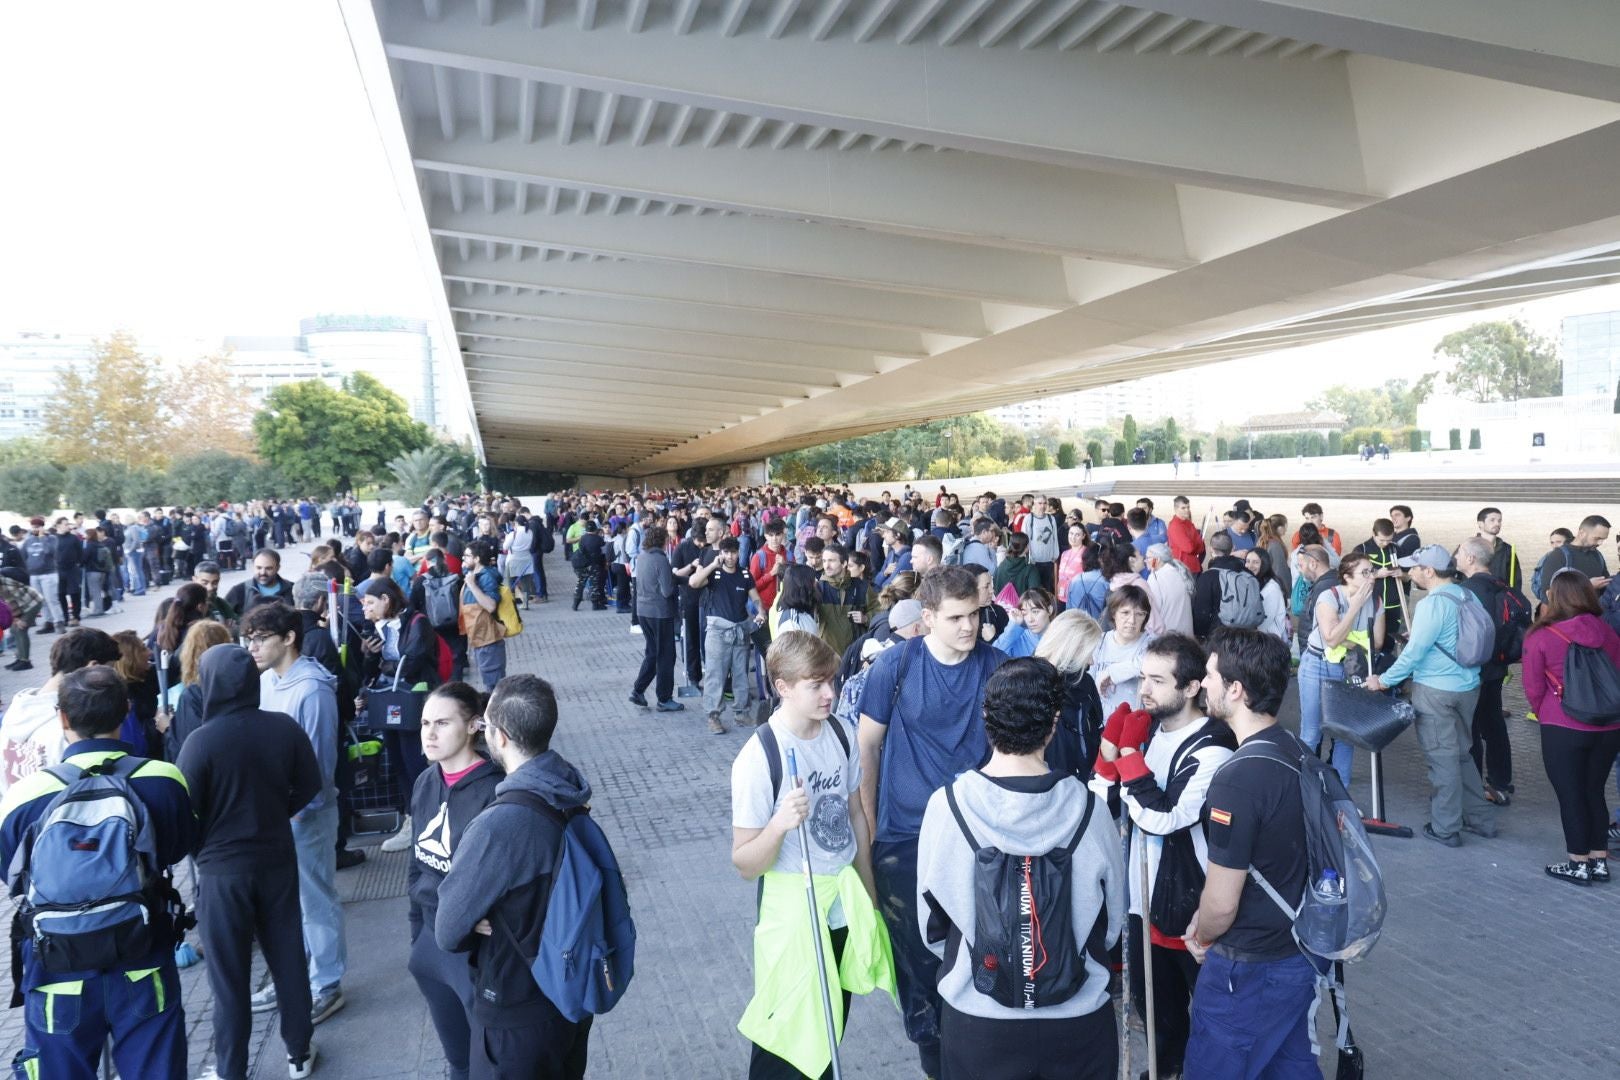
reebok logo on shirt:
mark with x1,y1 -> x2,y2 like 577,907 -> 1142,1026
414,802 -> 454,872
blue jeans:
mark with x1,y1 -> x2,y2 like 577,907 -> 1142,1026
124,551 -> 146,594
1297,652 -> 1352,790
471,639 -> 507,691
1185,951 -> 1322,1080
290,801 -> 346,994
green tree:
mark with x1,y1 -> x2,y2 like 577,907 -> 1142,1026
254,375 -> 431,493
63,462 -> 129,513
1086,440 -> 1102,467
1112,441 -> 1128,467
0,462 -> 66,515
42,331 -> 171,469
0,437 -> 51,468
1448,428 -> 1462,450
385,445 -> 471,506
1216,437 -> 1229,461
997,429 -> 1028,462
1408,429 -> 1424,452
1189,438 -> 1202,460
1032,447 -> 1050,470
166,451 -> 260,505
1121,414 -> 1138,453
1435,319 -> 1560,402
1056,442 -> 1077,470
1327,431 -> 1343,455
1468,428 -> 1481,449
121,467 -> 169,509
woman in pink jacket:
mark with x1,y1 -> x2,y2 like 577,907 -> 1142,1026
1522,570 -> 1620,886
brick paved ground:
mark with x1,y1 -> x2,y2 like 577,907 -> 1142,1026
4,545 -> 1617,1078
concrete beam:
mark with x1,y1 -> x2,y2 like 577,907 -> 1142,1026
438,250 -> 988,335
1136,0 -> 1620,103
446,289 -> 927,355
456,334 -> 849,385
462,349 -> 833,395
429,202 -> 1073,305
411,130 -> 1192,265
383,4 -> 1372,203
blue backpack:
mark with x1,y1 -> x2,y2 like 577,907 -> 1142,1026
494,791 -> 636,1022
7,756 -> 166,974
1067,570 -> 1108,619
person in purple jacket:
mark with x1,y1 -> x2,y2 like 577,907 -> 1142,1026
1521,569 -> 1620,886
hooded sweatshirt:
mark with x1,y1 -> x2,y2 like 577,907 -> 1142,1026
434,749 -> 592,1027
259,654 -> 340,811
407,758 -> 504,942
1522,613 -> 1620,733
176,645 -> 321,873
0,686 -> 64,795
917,769 -> 1124,1021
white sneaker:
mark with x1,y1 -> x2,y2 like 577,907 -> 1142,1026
629,625 -> 642,635
288,1042 -> 318,1079
379,816 -> 413,853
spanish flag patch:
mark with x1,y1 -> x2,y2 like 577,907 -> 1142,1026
1209,808 -> 1232,826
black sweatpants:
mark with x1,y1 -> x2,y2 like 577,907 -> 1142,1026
196,866 -> 313,1080
1469,675 -> 1512,791
471,1008 -> 592,1080
1127,915 -> 1201,1076
681,601 -> 704,684
940,1000 -> 1116,1080
410,928 -> 475,1080
632,616 -> 677,704
1541,723 -> 1620,854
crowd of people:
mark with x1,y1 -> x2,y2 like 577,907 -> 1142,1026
0,478 -> 1616,1079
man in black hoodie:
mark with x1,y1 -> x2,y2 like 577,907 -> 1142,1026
435,674 -> 594,1079
177,644 -> 323,1080
1191,532 -> 1250,639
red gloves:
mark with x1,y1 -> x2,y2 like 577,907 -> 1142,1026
1100,702 -> 1132,746
1117,709 -> 1153,754
1092,750 -> 1120,783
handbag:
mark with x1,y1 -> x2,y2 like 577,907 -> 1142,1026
366,665 -> 425,732
1321,680 -> 1414,753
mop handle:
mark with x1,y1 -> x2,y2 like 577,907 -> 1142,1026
787,748 -> 844,1080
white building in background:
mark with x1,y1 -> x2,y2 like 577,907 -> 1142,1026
227,315 -> 445,428
1416,392 -> 1619,457
0,331 -> 98,439
988,372 -> 1198,433
1562,311 -> 1620,399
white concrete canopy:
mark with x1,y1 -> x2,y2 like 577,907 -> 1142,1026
342,0 -> 1620,476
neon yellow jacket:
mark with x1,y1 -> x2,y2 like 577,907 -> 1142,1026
738,866 -> 896,1078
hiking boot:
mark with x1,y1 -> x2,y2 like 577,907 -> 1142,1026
1422,824 -> 1462,848
310,988 -> 345,1025
250,981 -> 279,1013
629,690 -> 649,708
655,700 -> 686,713
1589,857 -> 1610,883
336,848 -> 367,870
288,1043 -> 318,1079
1545,860 -> 1592,886
707,712 -> 726,734
379,816 -> 413,853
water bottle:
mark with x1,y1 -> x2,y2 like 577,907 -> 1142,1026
1312,867 -> 1346,904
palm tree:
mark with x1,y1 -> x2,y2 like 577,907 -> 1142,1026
384,445 -> 469,506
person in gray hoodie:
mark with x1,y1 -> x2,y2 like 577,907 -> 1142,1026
630,524 -> 683,712
916,656 -> 1125,1080
241,602 -> 348,1027
436,674 -> 596,1079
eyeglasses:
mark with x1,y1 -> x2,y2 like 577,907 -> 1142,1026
243,634 -> 279,648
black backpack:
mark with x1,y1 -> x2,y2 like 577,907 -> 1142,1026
944,780 -> 1103,1009
1483,577 -> 1532,666
1545,625 -> 1620,725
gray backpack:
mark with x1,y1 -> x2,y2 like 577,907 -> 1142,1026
1432,589 -> 1493,668
1215,567 -> 1265,629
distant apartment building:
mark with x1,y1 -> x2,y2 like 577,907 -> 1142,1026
988,372 -> 1198,432
0,331 -> 98,439
228,315 -> 444,427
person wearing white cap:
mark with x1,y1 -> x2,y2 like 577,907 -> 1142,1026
1366,545 -> 1498,846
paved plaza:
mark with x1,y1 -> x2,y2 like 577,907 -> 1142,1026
1,543 -> 1615,1079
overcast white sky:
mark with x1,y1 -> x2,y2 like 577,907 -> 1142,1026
3,2 -> 1617,431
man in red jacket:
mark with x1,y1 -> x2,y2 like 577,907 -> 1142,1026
1168,496 -> 1205,574
749,519 -> 788,609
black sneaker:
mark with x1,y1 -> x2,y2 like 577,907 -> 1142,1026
1589,858 -> 1610,883
1423,824 -> 1462,848
336,848 -> 367,870
628,690 -> 648,708
3,660 -> 31,672
1546,860 -> 1592,886
1463,819 -> 1499,839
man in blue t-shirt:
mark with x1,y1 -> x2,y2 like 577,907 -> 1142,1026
857,565 -> 1007,1079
